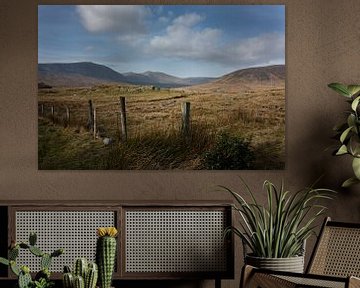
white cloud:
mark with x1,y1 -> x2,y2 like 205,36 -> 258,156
220,32 -> 285,67
148,12 -> 284,68
76,5 -> 150,35
172,13 -> 204,27
149,13 -> 222,60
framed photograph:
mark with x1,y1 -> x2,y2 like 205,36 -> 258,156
38,5 -> 285,170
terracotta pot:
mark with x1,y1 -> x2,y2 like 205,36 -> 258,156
245,254 -> 305,273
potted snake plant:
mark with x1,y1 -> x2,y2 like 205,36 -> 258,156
222,179 -> 334,273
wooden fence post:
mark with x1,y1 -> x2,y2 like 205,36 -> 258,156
51,105 -> 55,124
93,107 -> 97,139
40,104 -> 44,117
119,97 -> 127,141
181,102 -> 191,136
88,100 -> 94,132
65,106 -> 70,127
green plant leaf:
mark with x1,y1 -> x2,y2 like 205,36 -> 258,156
328,83 -> 351,97
340,126 -> 353,143
352,157 -> 360,179
336,145 -> 348,155
347,114 -> 356,128
347,85 -> 360,97
350,135 -> 360,156
342,177 -> 360,188
352,96 -> 360,111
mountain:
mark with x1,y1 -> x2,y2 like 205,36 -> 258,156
189,65 -> 285,92
38,62 -> 128,87
38,62 -> 215,88
38,62 -> 285,89
214,65 -> 285,85
124,71 -> 215,88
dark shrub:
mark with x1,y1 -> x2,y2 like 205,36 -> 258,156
203,132 -> 255,169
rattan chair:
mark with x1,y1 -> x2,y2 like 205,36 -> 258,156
241,217 -> 360,288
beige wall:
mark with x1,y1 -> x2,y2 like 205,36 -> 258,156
1,0 -> 360,287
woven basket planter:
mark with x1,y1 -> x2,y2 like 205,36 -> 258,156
245,254 -> 305,273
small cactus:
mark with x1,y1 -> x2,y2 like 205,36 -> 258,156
35,268 -> 50,281
63,259 -> 98,288
51,248 -> 64,258
74,258 -> 88,279
74,275 -> 85,288
85,263 -> 98,288
18,269 -> 32,288
29,232 -> 37,246
64,265 -> 72,273
96,227 -> 118,288
41,253 -> 52,270
63,272 -> 74,288
0,232 -> 63,288
9,247 -> 19,260
10,260 -> 20,276
29,245 -> 44,257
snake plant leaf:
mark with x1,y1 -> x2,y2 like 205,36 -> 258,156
328,83 -> 351,97
340,126 -> 353,143
352,157 -> 360,179
351,96 -> 360,111
342,177 -> 360,188
336,145 -> 348,155
347,85 -> 360,97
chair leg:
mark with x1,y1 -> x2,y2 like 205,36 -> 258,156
215,278 -> 221,288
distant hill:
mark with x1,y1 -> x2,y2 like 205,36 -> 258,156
124,71 -> 215,88
214,65 -> 285,85
39,62 -> 128,87
38,62 -> 285,89
189,65 -> 285,92
38,62 -> 215,88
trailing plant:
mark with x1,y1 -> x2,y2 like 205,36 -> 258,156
0,232 -> 63,288
328,83 -> 360,187
222,179 -> 335,258
96,227 -> 118,288
62,258 -> 98,288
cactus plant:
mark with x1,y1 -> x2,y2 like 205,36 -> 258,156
96,227 -> 118,288
74,258 -> 88,279
19,268 -> 32,288
85,262 -> 98,288
74,275 -> 85,288
0,232 -> 63,288
63,259 -> 98,288
63,272 -> 74,288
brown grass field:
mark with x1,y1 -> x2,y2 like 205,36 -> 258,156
38,83 -> 285,170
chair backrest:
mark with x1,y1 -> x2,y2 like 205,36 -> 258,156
307,217 -> 360,277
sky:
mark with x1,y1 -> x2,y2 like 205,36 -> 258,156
38,5 -> 285,78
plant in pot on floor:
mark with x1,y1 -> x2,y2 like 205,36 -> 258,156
222,179 -> 334,273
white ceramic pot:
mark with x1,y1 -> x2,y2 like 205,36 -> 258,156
245,254 -> 305,273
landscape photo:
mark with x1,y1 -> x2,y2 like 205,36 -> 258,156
38,5 -> 285,170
